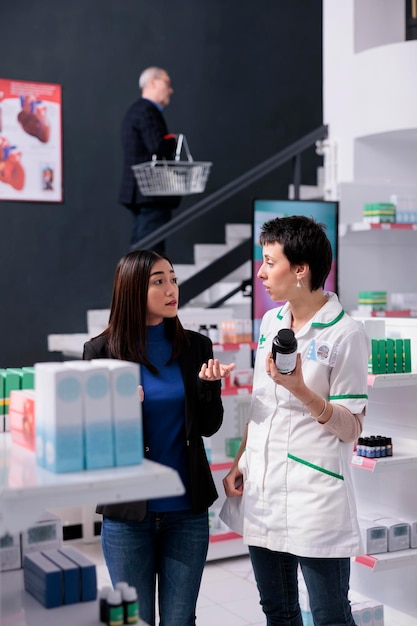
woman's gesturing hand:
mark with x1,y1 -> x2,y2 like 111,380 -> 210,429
199,358 -> 236,381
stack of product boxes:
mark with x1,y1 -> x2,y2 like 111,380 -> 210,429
1,510 -> 97,610
1,512 -> 63,574
358,515 -> 417,555
23,544 -> 97,608
363,202 -> 396,223
390,195 -> 417,223
0,366 -> 35,433
220,319 -> 253,344
369,337 -> 412,374
1,360 -> 146,610
31,359 -> 143,473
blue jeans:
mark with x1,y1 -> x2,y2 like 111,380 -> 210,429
101,510 -> 209,626
249,546 -> 356,626
130,206 -> 171,253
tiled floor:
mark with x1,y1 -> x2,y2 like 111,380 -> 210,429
76,539 -> 265,625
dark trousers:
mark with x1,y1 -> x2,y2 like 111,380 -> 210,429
101,511 -> 209,626
128,205 -> 172,254
249,546 -> 356,626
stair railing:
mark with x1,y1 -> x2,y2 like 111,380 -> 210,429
130,124 -> 328,307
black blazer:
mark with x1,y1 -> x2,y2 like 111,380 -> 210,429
118,97 -> 181,210
83,330 -> 223,521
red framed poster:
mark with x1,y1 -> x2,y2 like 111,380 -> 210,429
0,78 -> 62,202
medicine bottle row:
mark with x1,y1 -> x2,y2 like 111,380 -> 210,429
356,435 -> 393,458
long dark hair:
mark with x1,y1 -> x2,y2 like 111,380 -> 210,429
100,250 -> 189,373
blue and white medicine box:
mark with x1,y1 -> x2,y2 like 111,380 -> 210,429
23,552 -> 62,608
34,363 -> 84,472
63,361 -> 114,469
92,359 -> 143,467
41,549 -> 79,604
58,545 -> 97,602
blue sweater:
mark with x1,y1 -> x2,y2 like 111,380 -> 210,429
142,323 -> 191,511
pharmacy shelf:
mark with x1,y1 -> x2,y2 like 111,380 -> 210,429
351,452 -> 417,473
367,372 -> 417,388
214,342 -> 258,351
349,222 -> 417,232
207,531 -> 246,560
207,457 -> 248,560
1,569 -> 150,626
355,549 -> 417,572
0,434 -> 184,535
370,310 -> 417,318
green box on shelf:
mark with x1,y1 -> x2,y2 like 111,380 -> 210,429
386,338 -> 395,374
363,202 -> 396,222
369,339 -> 380,374
403,339 -> 412,373
22,366 -> 35,390
0,369 -> 5,416
377,339 -> 387,374
4,369 -> 22,414
358,291 -> 387,311
225,437 -> 242,458
394,339 -> 404,373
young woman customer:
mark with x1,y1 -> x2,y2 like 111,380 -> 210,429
83,249 -> 234,626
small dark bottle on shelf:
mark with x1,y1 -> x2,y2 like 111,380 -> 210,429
122,586 -> 139,624
107,590 -> 124,626
99,586 -> 113,623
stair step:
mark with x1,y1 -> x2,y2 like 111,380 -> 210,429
193,243 -> 230,266
87,309 -> 110,336
288,183 -> 324,200
225,223 -> 251,247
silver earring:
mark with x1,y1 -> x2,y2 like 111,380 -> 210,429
297,279 -> 301,289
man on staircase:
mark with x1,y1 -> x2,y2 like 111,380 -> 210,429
119,66 -> 181,254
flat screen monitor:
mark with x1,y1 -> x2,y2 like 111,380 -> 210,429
252,199 -> 339,341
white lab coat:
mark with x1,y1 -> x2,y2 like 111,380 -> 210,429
221,292 -> 370,558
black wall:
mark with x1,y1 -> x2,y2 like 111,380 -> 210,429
1,1 -> 322,366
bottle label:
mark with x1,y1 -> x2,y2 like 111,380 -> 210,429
108,605 -> 124,626
126,601 -> 139,623
275,351 -> 297,374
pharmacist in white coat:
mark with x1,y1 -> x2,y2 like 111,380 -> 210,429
221,215 -> 370,626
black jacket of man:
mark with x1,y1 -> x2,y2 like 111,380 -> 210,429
118,97 -> 181,211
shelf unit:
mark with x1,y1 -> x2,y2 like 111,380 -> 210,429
355,550 -> 417,572
349,222 -> 417,232
349,368 -> 417,620
0,433 -> 183,624
0,433 -> 184,536
204,342 -> 254,561
338,218 -> 417,315
1,569 -> 150,626
207,457 -> 247,561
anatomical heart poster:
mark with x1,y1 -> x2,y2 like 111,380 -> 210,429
0,78 -> 62,202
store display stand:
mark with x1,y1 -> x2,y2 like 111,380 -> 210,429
350,368 -> 417,621
0,434 -> 183,625
204,343 -> 253,561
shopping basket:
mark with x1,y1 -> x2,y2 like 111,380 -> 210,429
132,134 -> 212,196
